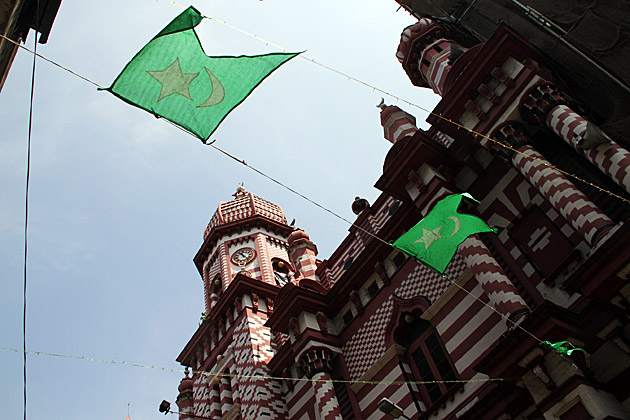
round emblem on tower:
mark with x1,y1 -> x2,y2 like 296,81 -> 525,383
231,247 -> 256,265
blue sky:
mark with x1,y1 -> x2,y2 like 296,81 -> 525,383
0,1 -> 439,419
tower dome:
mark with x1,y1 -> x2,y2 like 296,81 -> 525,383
204,187 -> 287,240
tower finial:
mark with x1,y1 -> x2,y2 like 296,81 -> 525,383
234,182 -> 246,196
377,98 -> 387,110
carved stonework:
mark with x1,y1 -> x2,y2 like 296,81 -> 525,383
489,121 -> 529,160
289,318 -> 300,338
299,348 -> 334,378
251,293 -> 259,312
350,291 -> 364,314
316,312 -> 328,335
520,82 -> 566,126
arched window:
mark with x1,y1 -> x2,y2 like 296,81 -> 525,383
387,296 -> 459,410
272,258 -> 291,286
404,314 -> 458,407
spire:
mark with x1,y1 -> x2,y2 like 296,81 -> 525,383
379,101 -> 419,144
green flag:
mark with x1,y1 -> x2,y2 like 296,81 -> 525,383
392,193 -> 494,273
540,341 -> 587,356
104,6 -> 299,141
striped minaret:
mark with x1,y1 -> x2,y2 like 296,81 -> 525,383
288,229 -> 320,281
299,348 -> 343,420
396,19 -> 467,95
396,19 -> 468,95
418,39 -> 464,96
520,83 -> 630,194
176,374 -> 194,420
379,104 -> 418,144
459,235 -> 529,324
396,18 -> 435,63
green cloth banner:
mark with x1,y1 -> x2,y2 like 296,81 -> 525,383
104,6 -> 299,141
392,193 -> 494,273
541,341 -> 587,356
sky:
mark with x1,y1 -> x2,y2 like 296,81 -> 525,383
0,1 -> 440,419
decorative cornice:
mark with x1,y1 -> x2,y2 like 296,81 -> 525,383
266,283 -> 328,332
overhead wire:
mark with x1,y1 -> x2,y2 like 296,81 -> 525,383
0,34 -> 101,87
23,10 -> 41,420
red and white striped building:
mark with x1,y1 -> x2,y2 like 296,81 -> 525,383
175,3 -> 630,420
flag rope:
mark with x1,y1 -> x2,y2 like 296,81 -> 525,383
0,346 -> 516,387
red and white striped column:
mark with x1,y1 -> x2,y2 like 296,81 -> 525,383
546,105 -> 630,194
227,359 -> 241,407
209,380 -> 221,420
490,122 -> 616,246
521,82 -> 630,194
299,348 -> 342,420
512,144 -> 615,245
312,371 -> 343,420
459,235 -> 529,324
288,230 -> 320,281
219,375 -> 233,416
379,104 -> 418,144
176,375 -> 194,420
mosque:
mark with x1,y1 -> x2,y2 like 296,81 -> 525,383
172,2 -> 630,419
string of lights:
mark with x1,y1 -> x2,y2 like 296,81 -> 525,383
0,346 -> 516,387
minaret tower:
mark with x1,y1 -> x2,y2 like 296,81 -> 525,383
175,186 -> 299,420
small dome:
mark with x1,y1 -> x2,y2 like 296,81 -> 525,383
288,229 -> 310,246
352,197 -> 370,215
204,187 -> 287,239
178,376 -> 193,393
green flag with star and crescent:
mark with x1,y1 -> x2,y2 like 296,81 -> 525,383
104,6 -> 299,141
392,193 -> 494,273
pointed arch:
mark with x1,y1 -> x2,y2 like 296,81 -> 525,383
385,295 -> 432,348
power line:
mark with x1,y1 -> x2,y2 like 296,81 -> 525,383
23,13 -> 40,420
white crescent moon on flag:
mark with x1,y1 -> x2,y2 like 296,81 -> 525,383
197,67 -> 225,108
446,216 -> 461,237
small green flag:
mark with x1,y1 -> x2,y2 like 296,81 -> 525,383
392,193 -> 494,273
104,6 -> 299,141
541,341 -> 587,356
